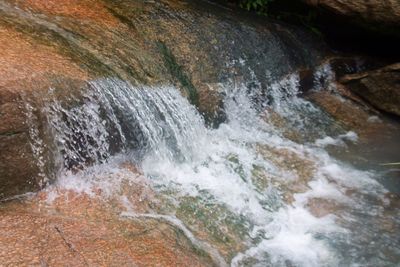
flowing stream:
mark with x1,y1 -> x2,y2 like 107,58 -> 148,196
1,0 -> 398,265
28,69 -> 400,266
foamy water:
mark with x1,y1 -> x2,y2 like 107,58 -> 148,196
29,69 -> 400,266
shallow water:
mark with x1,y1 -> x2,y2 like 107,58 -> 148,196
27,69 -> 400,267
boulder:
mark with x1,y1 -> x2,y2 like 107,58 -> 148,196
340,63 -> 400,117
302,0 -> 400,26
0,0 -> 327,199
0,23 -> 89,198
300,0 -> 400,41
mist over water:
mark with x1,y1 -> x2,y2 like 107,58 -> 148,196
29,69 -> 400,266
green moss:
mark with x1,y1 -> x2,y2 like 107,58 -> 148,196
108,8 -> 135,28
0,131 -> 24,137
176,195 -> 249,247
239,0 -> 274,15
157,42 -> 199,106
251,164 -> 269,191
227,154 -> 247,183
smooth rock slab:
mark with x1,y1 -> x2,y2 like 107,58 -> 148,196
0,192 -> 214,266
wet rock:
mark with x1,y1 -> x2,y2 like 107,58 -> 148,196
297,56 -> 388,94
0,192 -> 214,266
0,24 -> 90,198
176,196 -> 247,260
257,144 -> 316,203
0,133 -> 40,199
328,57 -> 371,79
0,90 -> 39,199
305,90 -> 394,142
298,68 -> 315,93
301,0 -> 400,28
306,197 -> 343,218
0,24 -> 89,87
0,159 -> 217,265
0,90 -> 27,136
197,83 -> 226,127
340,63 -> 400,117
18,0 -> 120,27
261,109 -> 303,142
0,0 -> 328,198
306,88 -> 400,169
303,0 -> 400,24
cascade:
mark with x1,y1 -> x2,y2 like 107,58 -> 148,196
25,70 -> 399,266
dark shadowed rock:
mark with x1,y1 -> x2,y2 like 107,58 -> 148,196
301,0 -> 400,27
302,0 -> 400,37
340,63 -> 400,117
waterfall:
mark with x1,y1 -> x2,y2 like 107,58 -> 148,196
27,70 -> 399,266
42,78 -> 206,172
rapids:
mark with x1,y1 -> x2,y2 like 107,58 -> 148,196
28,69 -> 400,266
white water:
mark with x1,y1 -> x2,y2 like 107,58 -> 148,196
31,70 -> 399,266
